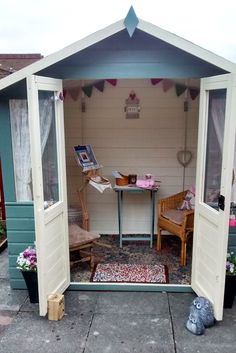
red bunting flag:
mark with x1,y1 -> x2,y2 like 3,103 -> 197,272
151,78 -> 163,85
106,79 -> 117,86
189,88 -> 200,100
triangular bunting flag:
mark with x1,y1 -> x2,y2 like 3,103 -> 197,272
106,79 -> 117,86
82,85 -> 93,98
151,78 -> 163,85
68,86 -> 80,101
94,80 -> 105,92
189,88 -> 200,100
162,79 -> 174,92
175,84 -> 187,97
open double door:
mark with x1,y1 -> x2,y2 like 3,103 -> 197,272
27,74 -> 236,320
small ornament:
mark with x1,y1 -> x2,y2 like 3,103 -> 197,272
125,90 -> 140,119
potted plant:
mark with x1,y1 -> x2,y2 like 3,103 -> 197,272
224,251 -> 236,308
0,220 -> 7,252
16,246 -> 38,303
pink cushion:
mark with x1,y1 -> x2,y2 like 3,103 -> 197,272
69,224 -> 100,248
161,209 -> 185,225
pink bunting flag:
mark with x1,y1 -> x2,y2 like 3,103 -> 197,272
162,79 -> 174,92
68,86 -> 80,101
151,78 -> 163,85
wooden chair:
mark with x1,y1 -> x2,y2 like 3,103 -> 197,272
69,223 -> 100,269
157,190 -> 194,266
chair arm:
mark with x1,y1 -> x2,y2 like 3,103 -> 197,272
158,191 -> 187,215
182,209 -> 194,229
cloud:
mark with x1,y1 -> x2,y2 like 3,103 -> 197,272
0,0 -> 236,62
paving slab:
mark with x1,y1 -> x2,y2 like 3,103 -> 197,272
0,249 -> 8,279
64,290 -> 99,314
0,279 -> 28,311
168,293 -> 236,353
94,291 -> 170,315
0,311 -> 93,353
84,313 -> 174,353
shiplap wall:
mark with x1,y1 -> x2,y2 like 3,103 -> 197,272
64,79 -> 199,234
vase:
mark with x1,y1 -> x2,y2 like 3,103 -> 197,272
21,270 -> 39,303
224,275 -> 236,309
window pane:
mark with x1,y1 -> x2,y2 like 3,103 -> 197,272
204,89 -> 226,209
38,91 -> 59,208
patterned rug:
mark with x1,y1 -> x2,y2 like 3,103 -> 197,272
91,263 -> 169,284
71,234 -> 192,284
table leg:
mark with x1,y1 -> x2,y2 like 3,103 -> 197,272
117,190 -> 123,247
150,190 -> 156,248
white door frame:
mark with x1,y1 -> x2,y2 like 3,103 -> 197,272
192,73 -> 236,320
27,75 -> 70,316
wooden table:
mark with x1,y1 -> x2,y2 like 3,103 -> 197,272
113,185 -> 159,248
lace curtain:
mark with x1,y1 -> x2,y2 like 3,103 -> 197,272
9,99 -> 52,201
211,96 -> 236,203
10,100 -> 32,201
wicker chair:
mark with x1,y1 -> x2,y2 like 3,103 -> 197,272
157,190 -> 194,266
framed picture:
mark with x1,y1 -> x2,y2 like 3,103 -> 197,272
74,145 -> 100,171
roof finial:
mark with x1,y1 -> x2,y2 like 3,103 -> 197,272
124,6 -> 139,37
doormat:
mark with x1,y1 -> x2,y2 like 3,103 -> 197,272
90,263 -> 169,284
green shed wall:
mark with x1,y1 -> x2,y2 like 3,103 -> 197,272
0,100 -> 35,289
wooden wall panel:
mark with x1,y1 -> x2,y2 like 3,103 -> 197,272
64,79 -> 199,233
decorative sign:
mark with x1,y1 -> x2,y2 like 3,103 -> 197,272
125,91 -> 140,119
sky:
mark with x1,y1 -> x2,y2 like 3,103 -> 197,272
1,0 -> 236,63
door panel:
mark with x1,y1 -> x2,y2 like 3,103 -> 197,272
27,75 -> 70,316
192,74 -> 236,320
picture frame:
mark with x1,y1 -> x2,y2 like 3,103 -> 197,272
74,145 -> 100,171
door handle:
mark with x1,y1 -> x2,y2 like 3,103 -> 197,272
218,194 -> 225,211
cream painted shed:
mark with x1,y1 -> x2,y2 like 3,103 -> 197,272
0,7 -> 236,319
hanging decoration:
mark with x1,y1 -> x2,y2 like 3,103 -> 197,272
62,78 -> 199,102
82,85 -> 93,98
106,79 -> 117,86
177,86 -> 193,176
162,79 -> 174,92
66,86 -> 80,101
189,88 -> 200,100
151,78 -> 163,85
94,80 -> 105,92
175,84 -> 187,97
124,90 -> 140,119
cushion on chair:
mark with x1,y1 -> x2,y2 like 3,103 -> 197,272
69,224 -> 100,248
161,209 -> 185,225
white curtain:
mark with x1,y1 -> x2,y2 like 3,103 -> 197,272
9,98 -> 53,202
9,100 -> 32,201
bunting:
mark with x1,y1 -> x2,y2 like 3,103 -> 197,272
151,78 -> 163,85
62,79 -> 199,101
162,79 -> 174,92
106,79 -> 117,86
175,84 -> 187,97
189,88 -> 200,100
67,86 -> 80,101
82,85 -> 93,98
94,80 -> 105,92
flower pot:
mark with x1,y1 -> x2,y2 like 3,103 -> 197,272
224,275 -> 236,309
21,270 -> 39,303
